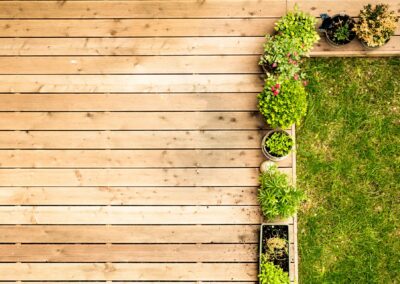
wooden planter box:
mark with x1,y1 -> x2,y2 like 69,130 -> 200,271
259,223 -> 292,277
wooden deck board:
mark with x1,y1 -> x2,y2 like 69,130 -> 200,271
0,0 -> 398,282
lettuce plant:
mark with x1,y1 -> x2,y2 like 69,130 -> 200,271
259,254 -> 290,284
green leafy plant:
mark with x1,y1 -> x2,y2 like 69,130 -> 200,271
258,165 -> 305,219
258,77 -> 307,129
274,7 -> 320,53
353,4 -> 398,47
265,131 -> 294,157
259,35 -> 303,79
334,23 -> 351,41
259,254 -> 290,284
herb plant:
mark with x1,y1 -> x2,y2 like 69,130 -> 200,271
274,7 -> 320,53
258,165 -> 305,219
265,131 -> 294,157
353,4 -> 398,47
334,23 -> 351,41
259,254 -> 290,284
258,77 -> 307,129
265,237 -> 288,261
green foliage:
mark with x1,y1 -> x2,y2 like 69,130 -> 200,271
353,4 -> 398,47
333,23 -> 351,41
259,254 -> 290,284
299,58 -> 400,283
265,131 -> 293,157
258,165 -> 305,219
259,35 -> 303,80
258,77 -> 307,129
274,7 -> 320,53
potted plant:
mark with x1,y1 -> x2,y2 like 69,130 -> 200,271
261,130 -> 293,161
259,224 -> 290,284
258,76 -> 308,129
258,165 -> 305,220
319,13 -> 356,46
353,4 -> 398,48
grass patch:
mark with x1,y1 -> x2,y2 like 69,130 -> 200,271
298,57 -> 400,283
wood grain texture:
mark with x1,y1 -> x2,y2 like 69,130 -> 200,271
0,205 -> 263,224
0,168 -> 293,186
0,186 -> 259,205
0,74 -> 263,93
0,225 -> 260,243
0,130 -> 270,149
0,93 -> 259,111
0,149 -> 286,168
0,56 -> 261,74
0,111 -> 264,130
0,0 -> 286,18
0,244 -> 257,262
0,18 -> 275,37
0,263 -> 258,281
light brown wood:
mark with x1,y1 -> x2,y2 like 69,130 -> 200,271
0,168 -> 293,186
0,56 -> 261,74
0,0 -> 286,18
0,111 -> 263,130
288,0 -> 400,16
0,186 -> 259,205
0,263 -> 257,281
0,149 -> 286,168
0,205 -> 262,224
0,244 -> 257,262
0,74 -> 263,93
0,37 -> 264,56
0,130 -> 269,149
0,225 -> 259,243
0,93 -> 259,111
0,19 -> 275,37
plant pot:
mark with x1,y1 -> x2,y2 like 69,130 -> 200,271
259,223 -> 291,275
319,13 -> 356,47
360,38 -> 390,50
261,130 -> 293,161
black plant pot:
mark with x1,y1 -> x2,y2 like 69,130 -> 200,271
259,224 -> 291,275
319,13 -> 356,47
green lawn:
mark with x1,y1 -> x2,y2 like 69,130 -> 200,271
298,57 -> 400,283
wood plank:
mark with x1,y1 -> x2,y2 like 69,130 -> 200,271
0,205 -> 262,224
0,130 -> 268,149
288,0 -> 400,17
312,36 -> 400,57
0,168 -> 278,186
0,0 -> 286,18
0,36 -> 398,57
0,111 -> 263,130
0,56 -> 260,74
0,283 -> 256,284
0,93 -> 258,111
0,75 -> 263,93
0,244 -> 257,262
0,149 -> 285,168
0,263 -> 257,281
0,19 -> 275,37
0,37 -> 264,56
0,187 -> 259,205
0,225 -> 259,243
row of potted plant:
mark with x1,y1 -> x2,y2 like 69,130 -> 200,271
319,4 -> 398,48
256,7 -> 319,283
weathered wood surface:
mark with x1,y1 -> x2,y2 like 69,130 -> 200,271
1,0 -> 397,282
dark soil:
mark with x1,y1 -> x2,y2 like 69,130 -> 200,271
322,15 -> 356,45
261,224 -> 290,272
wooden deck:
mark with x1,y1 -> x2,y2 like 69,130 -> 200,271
0,0 -> 399,282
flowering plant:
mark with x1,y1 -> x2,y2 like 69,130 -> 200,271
258,77 -> 307,129
259,35 -> 304,80
353,4 -> 398,47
